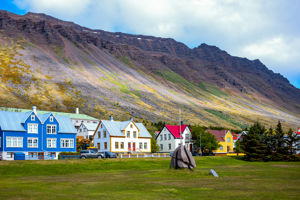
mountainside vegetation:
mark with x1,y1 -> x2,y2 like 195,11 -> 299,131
0,10 -> 300,129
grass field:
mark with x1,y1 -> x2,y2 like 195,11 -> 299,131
0,157 -> 299,200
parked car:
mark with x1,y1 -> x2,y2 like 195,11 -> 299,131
80,150 -> 104,159
103,151 -> 117,158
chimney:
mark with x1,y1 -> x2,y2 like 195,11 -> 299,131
32,106 -> 37,114
110,116 -> 114,121
130,117 -> 133,121
75,108 -> 79,114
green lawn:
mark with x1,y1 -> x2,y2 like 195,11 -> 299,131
0,157 -> 299,200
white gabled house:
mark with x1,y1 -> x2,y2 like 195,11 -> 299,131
93,117 -> 152,153
156,125 -> 193,153
77,122 -> 98,140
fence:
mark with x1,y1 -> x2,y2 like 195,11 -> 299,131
25,155 -> 56,160
59,155 -> 80,159
119,153 -> 169,158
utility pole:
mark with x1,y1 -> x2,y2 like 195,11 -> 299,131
179,108 -> 182,146
200,132 -> 202,155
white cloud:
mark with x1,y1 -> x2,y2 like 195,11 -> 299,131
14,0 -> 92,17
242,37 -> 300,62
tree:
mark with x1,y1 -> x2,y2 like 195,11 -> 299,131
242,122 -> 267,161
151,137 -> 160,153
286,128 -> 300,160
191,126 -> 219,154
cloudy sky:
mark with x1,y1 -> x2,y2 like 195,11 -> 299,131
2,0 -> 300,88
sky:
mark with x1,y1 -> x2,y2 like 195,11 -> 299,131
1,0 -> 300,88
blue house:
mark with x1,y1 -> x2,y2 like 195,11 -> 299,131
0,106 -> 77,160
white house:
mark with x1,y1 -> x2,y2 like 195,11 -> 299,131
156,125 -> 193,153
77,122 -> 98,140
93,117 -> 152,153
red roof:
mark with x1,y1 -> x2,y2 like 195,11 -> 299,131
164,125 -> 189,139
232,133 -> 238,140
206,129 -> 230,142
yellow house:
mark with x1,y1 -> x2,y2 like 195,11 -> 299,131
206,129 -> 234,154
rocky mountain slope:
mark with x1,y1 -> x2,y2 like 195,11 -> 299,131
0,10 -> 299,129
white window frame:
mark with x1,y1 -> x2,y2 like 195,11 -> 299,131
47,138 -> 57,148
60,139 -> 74,148
160,144 -> 163,150
164,134 -> 167,140
28,123 -> 38,134
31,115 -> 35,121
168,134 -> 171,140
160,135 -> 163,141
133,131 -> 137,138
169,143 -> 171,150
50,116 -> 54,122
6,137 -> 23,148
47,125 -> 57,134
144,142 -> 147,149
28,137 -> 38,148
139,142 -> 143,149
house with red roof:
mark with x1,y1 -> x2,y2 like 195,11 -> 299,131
294,128 -> 300,154
156,124 -> 193,152
206,129 -> 234,154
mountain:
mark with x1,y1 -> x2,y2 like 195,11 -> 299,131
0,10 -> 299,129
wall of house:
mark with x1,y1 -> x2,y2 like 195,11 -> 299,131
0,112 -> 76,160
156,127 -> 193,152
110,137 -> 151,153
93,122 -> 110,152
94,121 -> 151,153
214,131 -> 233,153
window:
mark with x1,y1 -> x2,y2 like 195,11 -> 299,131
169,143 -> 171,150
227,138 -> 231,142
120,142 -> 124,149
6,137 -> 23,147
28,138 -> 38,148
61,139 -> 74,148
115,142 -> 119,149
28,123 -> 38,133
50,116 -> 53,122
220,146 -> 223,151
130,124 -> 133,128
47,138 -> 56,148
164,134 -> 167,140
127,131 -> 130,138
168,134 -> 171,140
139,142 -> 143,149
47,125 -> 56,134
97,143 -> 100,150
104,142 -> 107,149
185,134 -> 190,140
29,152 -> 37,157
144,142 -> 147,149
31,115 -> 35,121
160,144 -> 163,150
98,131 -> 101,138
103,131 -> 107,138
133,131 -> 137,138
160,135 -> 163,141
101,124 -> 103,128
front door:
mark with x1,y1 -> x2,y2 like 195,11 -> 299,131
190,144 -> 192,152
38,152 -> 44,160
128,142 -> 131,151
227,146 -> 230,152
133,142 -> 136,151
